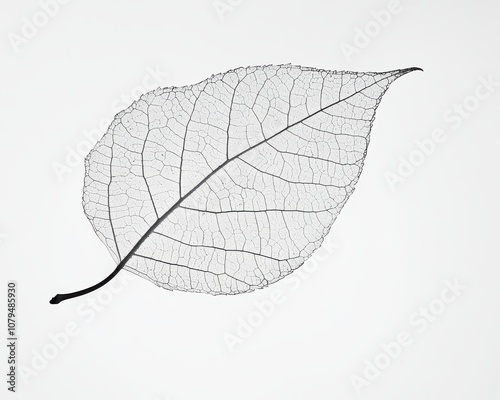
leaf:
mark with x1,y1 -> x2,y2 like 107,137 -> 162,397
50,64 -> 421,304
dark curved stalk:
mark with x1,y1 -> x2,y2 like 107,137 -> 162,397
50,263 -> 124,304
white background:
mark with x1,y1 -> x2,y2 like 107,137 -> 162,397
1,0 -> 499,399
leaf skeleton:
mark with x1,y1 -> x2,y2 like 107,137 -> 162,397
50,64 -> 421,304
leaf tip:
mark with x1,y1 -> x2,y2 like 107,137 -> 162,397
403,67 -> 424,73
49,295 -> 61,305
391,67 -> 423,80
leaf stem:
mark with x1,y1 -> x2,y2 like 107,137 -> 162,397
49,262 -> 124,304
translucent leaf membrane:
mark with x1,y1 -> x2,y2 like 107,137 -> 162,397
81,64 -> 419,296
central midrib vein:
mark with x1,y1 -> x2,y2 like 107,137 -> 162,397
115,70 -> 405,272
